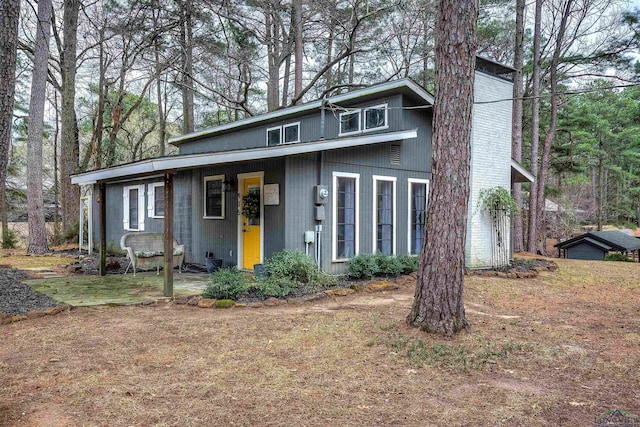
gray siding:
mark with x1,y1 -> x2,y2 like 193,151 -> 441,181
179,95 -> 405,155
566,243 -> 606,261
94,159 -> 286,268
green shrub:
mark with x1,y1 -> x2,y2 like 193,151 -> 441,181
203,268 -> 248,300
347,253 -> 379,279
256,277 -> 297,298
604,252 -> 633,262
264,250 -> 320,283
374,252 -> 403,276
396,254 -> 419,274
256,250 -> 333,298
1,228 -> 18,249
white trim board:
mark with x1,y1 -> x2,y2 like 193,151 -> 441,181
72,129 -> 418,186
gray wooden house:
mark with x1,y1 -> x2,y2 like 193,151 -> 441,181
72,58 -> 529,274
555,231 -> 640,261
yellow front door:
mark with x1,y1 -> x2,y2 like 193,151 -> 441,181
242,177 -> 261,269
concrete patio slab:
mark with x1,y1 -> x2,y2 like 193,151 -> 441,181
25,271 -> 210,307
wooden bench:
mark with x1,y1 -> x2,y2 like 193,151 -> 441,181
120,232 -> 185,276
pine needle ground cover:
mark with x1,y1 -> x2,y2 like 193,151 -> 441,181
1,257 -> 639,426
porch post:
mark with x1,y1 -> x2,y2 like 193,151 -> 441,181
98,182 -> 107,276
88,187 -> 93,255
163,172 -> 174,297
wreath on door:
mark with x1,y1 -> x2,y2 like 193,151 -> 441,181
242,193 -> 260,220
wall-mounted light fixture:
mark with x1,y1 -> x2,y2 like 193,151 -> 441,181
222,177 -> 236,192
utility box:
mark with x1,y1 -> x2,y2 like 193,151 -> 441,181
314,206 -> 325,221
314,185 -> 329,204
304,230 -> 315,243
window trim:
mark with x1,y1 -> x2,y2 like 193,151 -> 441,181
203,175 -> 226,219
372,175 -> 397,256
338,109 -> 362,136
282,122 -> 301,144
407,178 -> 429,255
332,171 -> 360,262
266,126 -> 282,147
266,122 -> 301,146
123,184 -> 145,231
147,182 -> 165,219
363,103 -> 389,132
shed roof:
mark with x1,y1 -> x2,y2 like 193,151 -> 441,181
555,231 -> 640,252
168,78 -> 433,146
71,129 -> 417,185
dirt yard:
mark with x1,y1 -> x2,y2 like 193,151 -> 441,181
1,257 -> 639,426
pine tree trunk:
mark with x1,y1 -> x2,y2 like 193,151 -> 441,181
292,0 -> 303,103
60,0 -> 80,233
0,0 -> 21,247
511,0 -> 525,253
534,0 -> 573,255
26,0 -> 52,254
527,0 -> 543,253
407,0 -> 478,336
180,0 -> 195,133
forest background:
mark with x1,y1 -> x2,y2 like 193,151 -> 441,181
2,0 -> 640,254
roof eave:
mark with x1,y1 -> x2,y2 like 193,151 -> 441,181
72,129 -> 419,186
168,79 -> 433,146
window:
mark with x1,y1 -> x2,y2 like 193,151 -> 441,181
339,110 -> 360,135
408,179 -> 429,255
204,175 -> 225,219
373,176 -> 396,255
339,104 -> 387,135
147,182 -> 164,218
333,172 -> 359,261
267,127 -> 281,146
123,184 -> 145,231
283,123 -> 300,143
364,105 -> 388,131
267,122 -> 300,146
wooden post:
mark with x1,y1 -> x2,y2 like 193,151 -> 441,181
163,172 -> 174,297
98,183 -> 106,276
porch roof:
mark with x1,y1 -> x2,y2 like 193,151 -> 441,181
71,128 -> 418,186
511,159 -> 535,183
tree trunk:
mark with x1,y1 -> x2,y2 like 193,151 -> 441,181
180,0 -> 195,133
292,0 -> 303,103
155,38 -> 166,156
407,0 -> 478,336
0,0 -> 21,247
535,0 -> 573,255
26,0 -> 53,254
527,0 -> 543,253
511,0 -> 525,253
60,0 -> 80,234
597,139 -> 604,231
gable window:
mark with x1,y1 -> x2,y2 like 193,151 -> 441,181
204,175 -> 225,219
123,184 -> 145,231
339,110 -> 361,135
267,122 -> 300,146
364,105 -> 388,131
408,179 -> 429,255
373,176 -> 396,255
147,182 -> 164,218
333,172 -> 359,261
